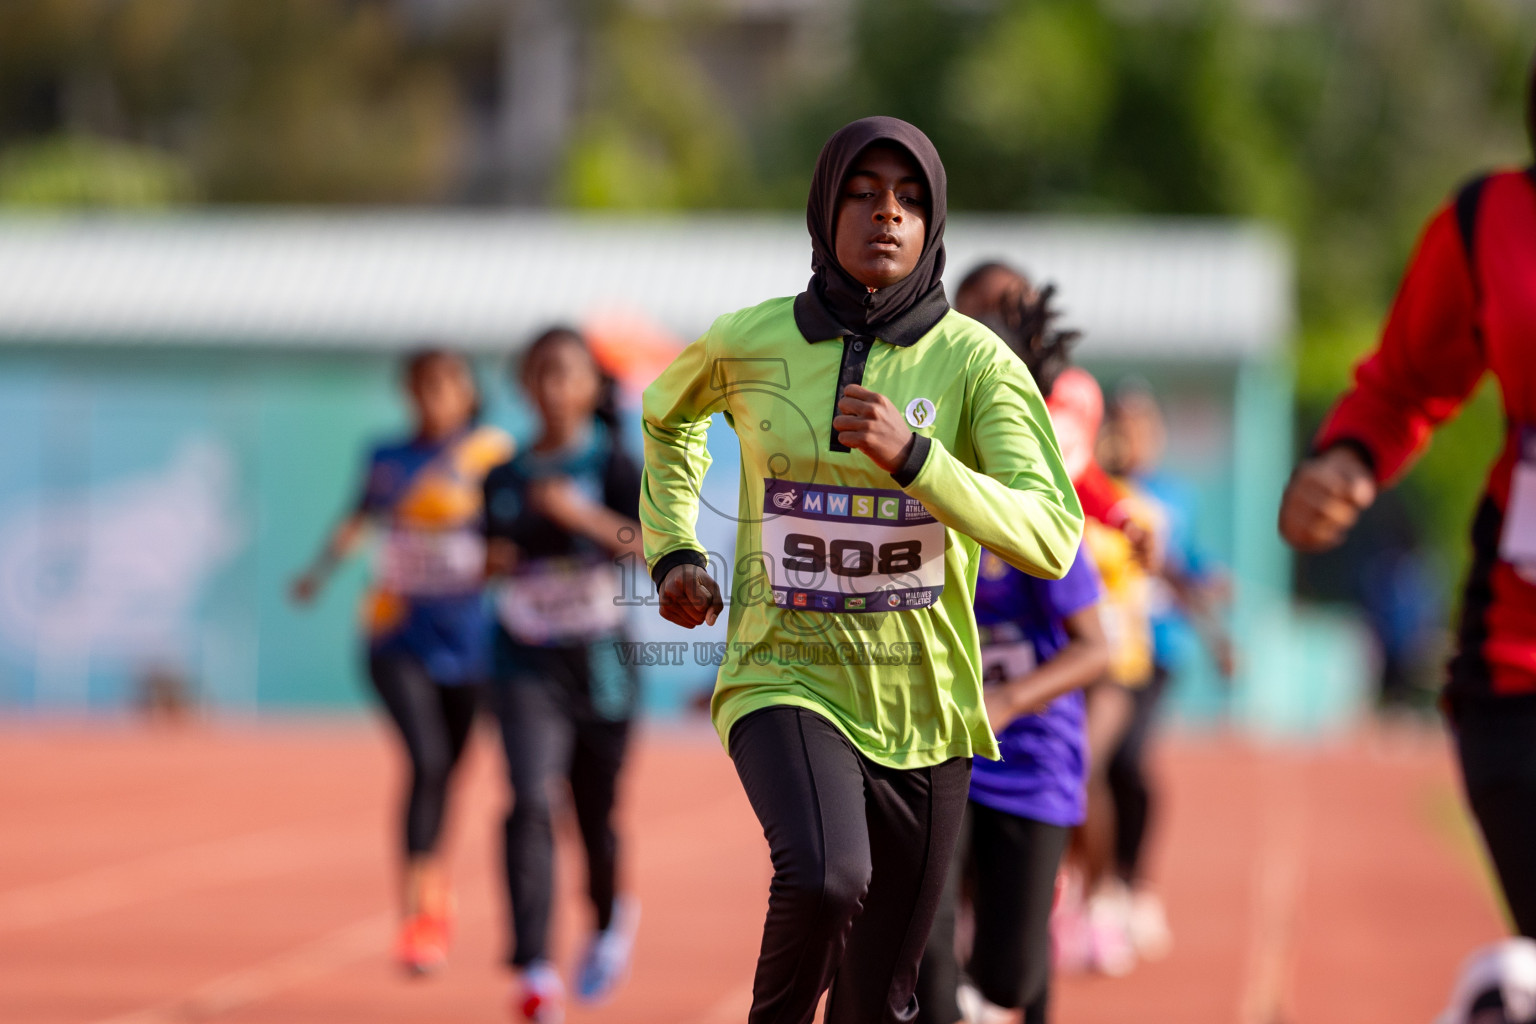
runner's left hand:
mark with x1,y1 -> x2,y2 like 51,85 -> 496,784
983,685 -> 1045,732
833,384 -> 914,473
983,688 -> 1014,732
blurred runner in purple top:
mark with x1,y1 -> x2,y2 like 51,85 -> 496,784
969,545 -> 1102,827
915,264 -> 1109,1024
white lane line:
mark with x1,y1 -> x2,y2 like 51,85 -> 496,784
0,826 -> 367,933
1238,752 -> 1310,1024
89,912 -> 394,1024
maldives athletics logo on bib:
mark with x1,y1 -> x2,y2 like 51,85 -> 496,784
904,397 -> 936,429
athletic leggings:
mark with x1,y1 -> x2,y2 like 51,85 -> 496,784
492,642 -> 633,967
916,803 -> 1071,1024
1453,697 -> 1536,937
729,706 -> 971,1024
1107,664 -> 1169,883
367,650 -> 480,856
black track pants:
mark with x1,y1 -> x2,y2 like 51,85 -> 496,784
491,642 -> 633,968
729,706 -> 971,1024
367,650 -> 480,856
1453,697 -> 1536,937
1107,664 -> 1169,882
916,802 -> 1070,1024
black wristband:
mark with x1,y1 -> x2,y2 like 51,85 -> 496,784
890,434 -> 932,488
651,548 -> 708,591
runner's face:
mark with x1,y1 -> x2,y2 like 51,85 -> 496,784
1114,396 -> 1166,474
954,266 -> 1026,321
833,144 -> 929,291
526,340 -> 601,436
408,357 -> 476,440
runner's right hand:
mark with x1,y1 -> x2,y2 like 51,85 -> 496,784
659,563 -> 724,629
1278,445 -> 1377,552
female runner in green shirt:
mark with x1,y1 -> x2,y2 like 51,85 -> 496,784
641,116 -> 1082,1024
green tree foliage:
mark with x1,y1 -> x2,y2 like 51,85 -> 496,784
560,11 -> 750,209
0,0 -> 462,203
0,0 -> 1529,573
756,0 -> 1533,578
0,133 -> 192,205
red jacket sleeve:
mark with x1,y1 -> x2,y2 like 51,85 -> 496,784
1074,461 -> 1123,525
1314,203 -> 1486,483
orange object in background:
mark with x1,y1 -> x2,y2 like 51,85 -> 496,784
582,311 -> 687,393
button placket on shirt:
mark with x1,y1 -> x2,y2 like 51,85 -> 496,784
830,333 -> 874,453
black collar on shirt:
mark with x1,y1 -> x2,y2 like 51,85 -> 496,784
794,279 -> 950,454
793,278 -> 950,348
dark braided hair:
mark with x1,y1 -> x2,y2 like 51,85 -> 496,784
518,326 -> 622,435
982,277 -> 1082,399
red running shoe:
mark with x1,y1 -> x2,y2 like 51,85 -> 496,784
396,912 -> 451,975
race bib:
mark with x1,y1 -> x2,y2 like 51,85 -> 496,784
981,640 -> 1038,688
1502,427 -> 1536,569
377,528 -> 485,596
496,559 -> 626,644
761,479 -> 945,613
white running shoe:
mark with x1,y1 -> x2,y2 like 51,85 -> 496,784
514,960 -> 566,1023
1127,887 -> 1173,962
1435,938 -> 1536,1024
1085,884 -> 1137,978
575,896 -> 641,1004
956,981 -> 1015,1024
1051,868 -> 1092,974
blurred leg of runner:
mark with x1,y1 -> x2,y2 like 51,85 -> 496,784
968,804 -> 1071,1024
494,641 -> 638,1022
1453,698 -> 1536,937
568,685 -> 636,1004
914,814 -> 968,1024
1066,679 -> 1135,977
1107,663 -> 1173,959
368,649 -> 478,972
496,670 -> 573,1022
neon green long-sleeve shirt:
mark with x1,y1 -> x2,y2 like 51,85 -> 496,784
641,296 -> 1083,768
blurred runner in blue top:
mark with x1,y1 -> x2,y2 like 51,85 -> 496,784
290,348 -> 513,976
916,270 -> 1109,1024
1098,382 -> 1236,965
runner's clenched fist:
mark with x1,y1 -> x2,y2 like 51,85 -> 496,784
833,384 -> 915,472
1278,445 -> 1377,552
659,562 -> 724,628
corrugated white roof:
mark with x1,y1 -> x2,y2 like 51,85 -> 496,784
0,212 -> 1290,358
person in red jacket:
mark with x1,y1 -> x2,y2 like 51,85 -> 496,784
1279,66 -> 1536,940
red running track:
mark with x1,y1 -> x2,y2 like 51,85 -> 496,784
0,718 -> 1509,1023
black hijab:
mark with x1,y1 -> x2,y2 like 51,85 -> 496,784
793,116 -> 950,348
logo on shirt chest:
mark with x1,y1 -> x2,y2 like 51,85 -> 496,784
905,397 -> 937,429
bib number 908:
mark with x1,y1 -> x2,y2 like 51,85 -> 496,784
782,533 -> 922,577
